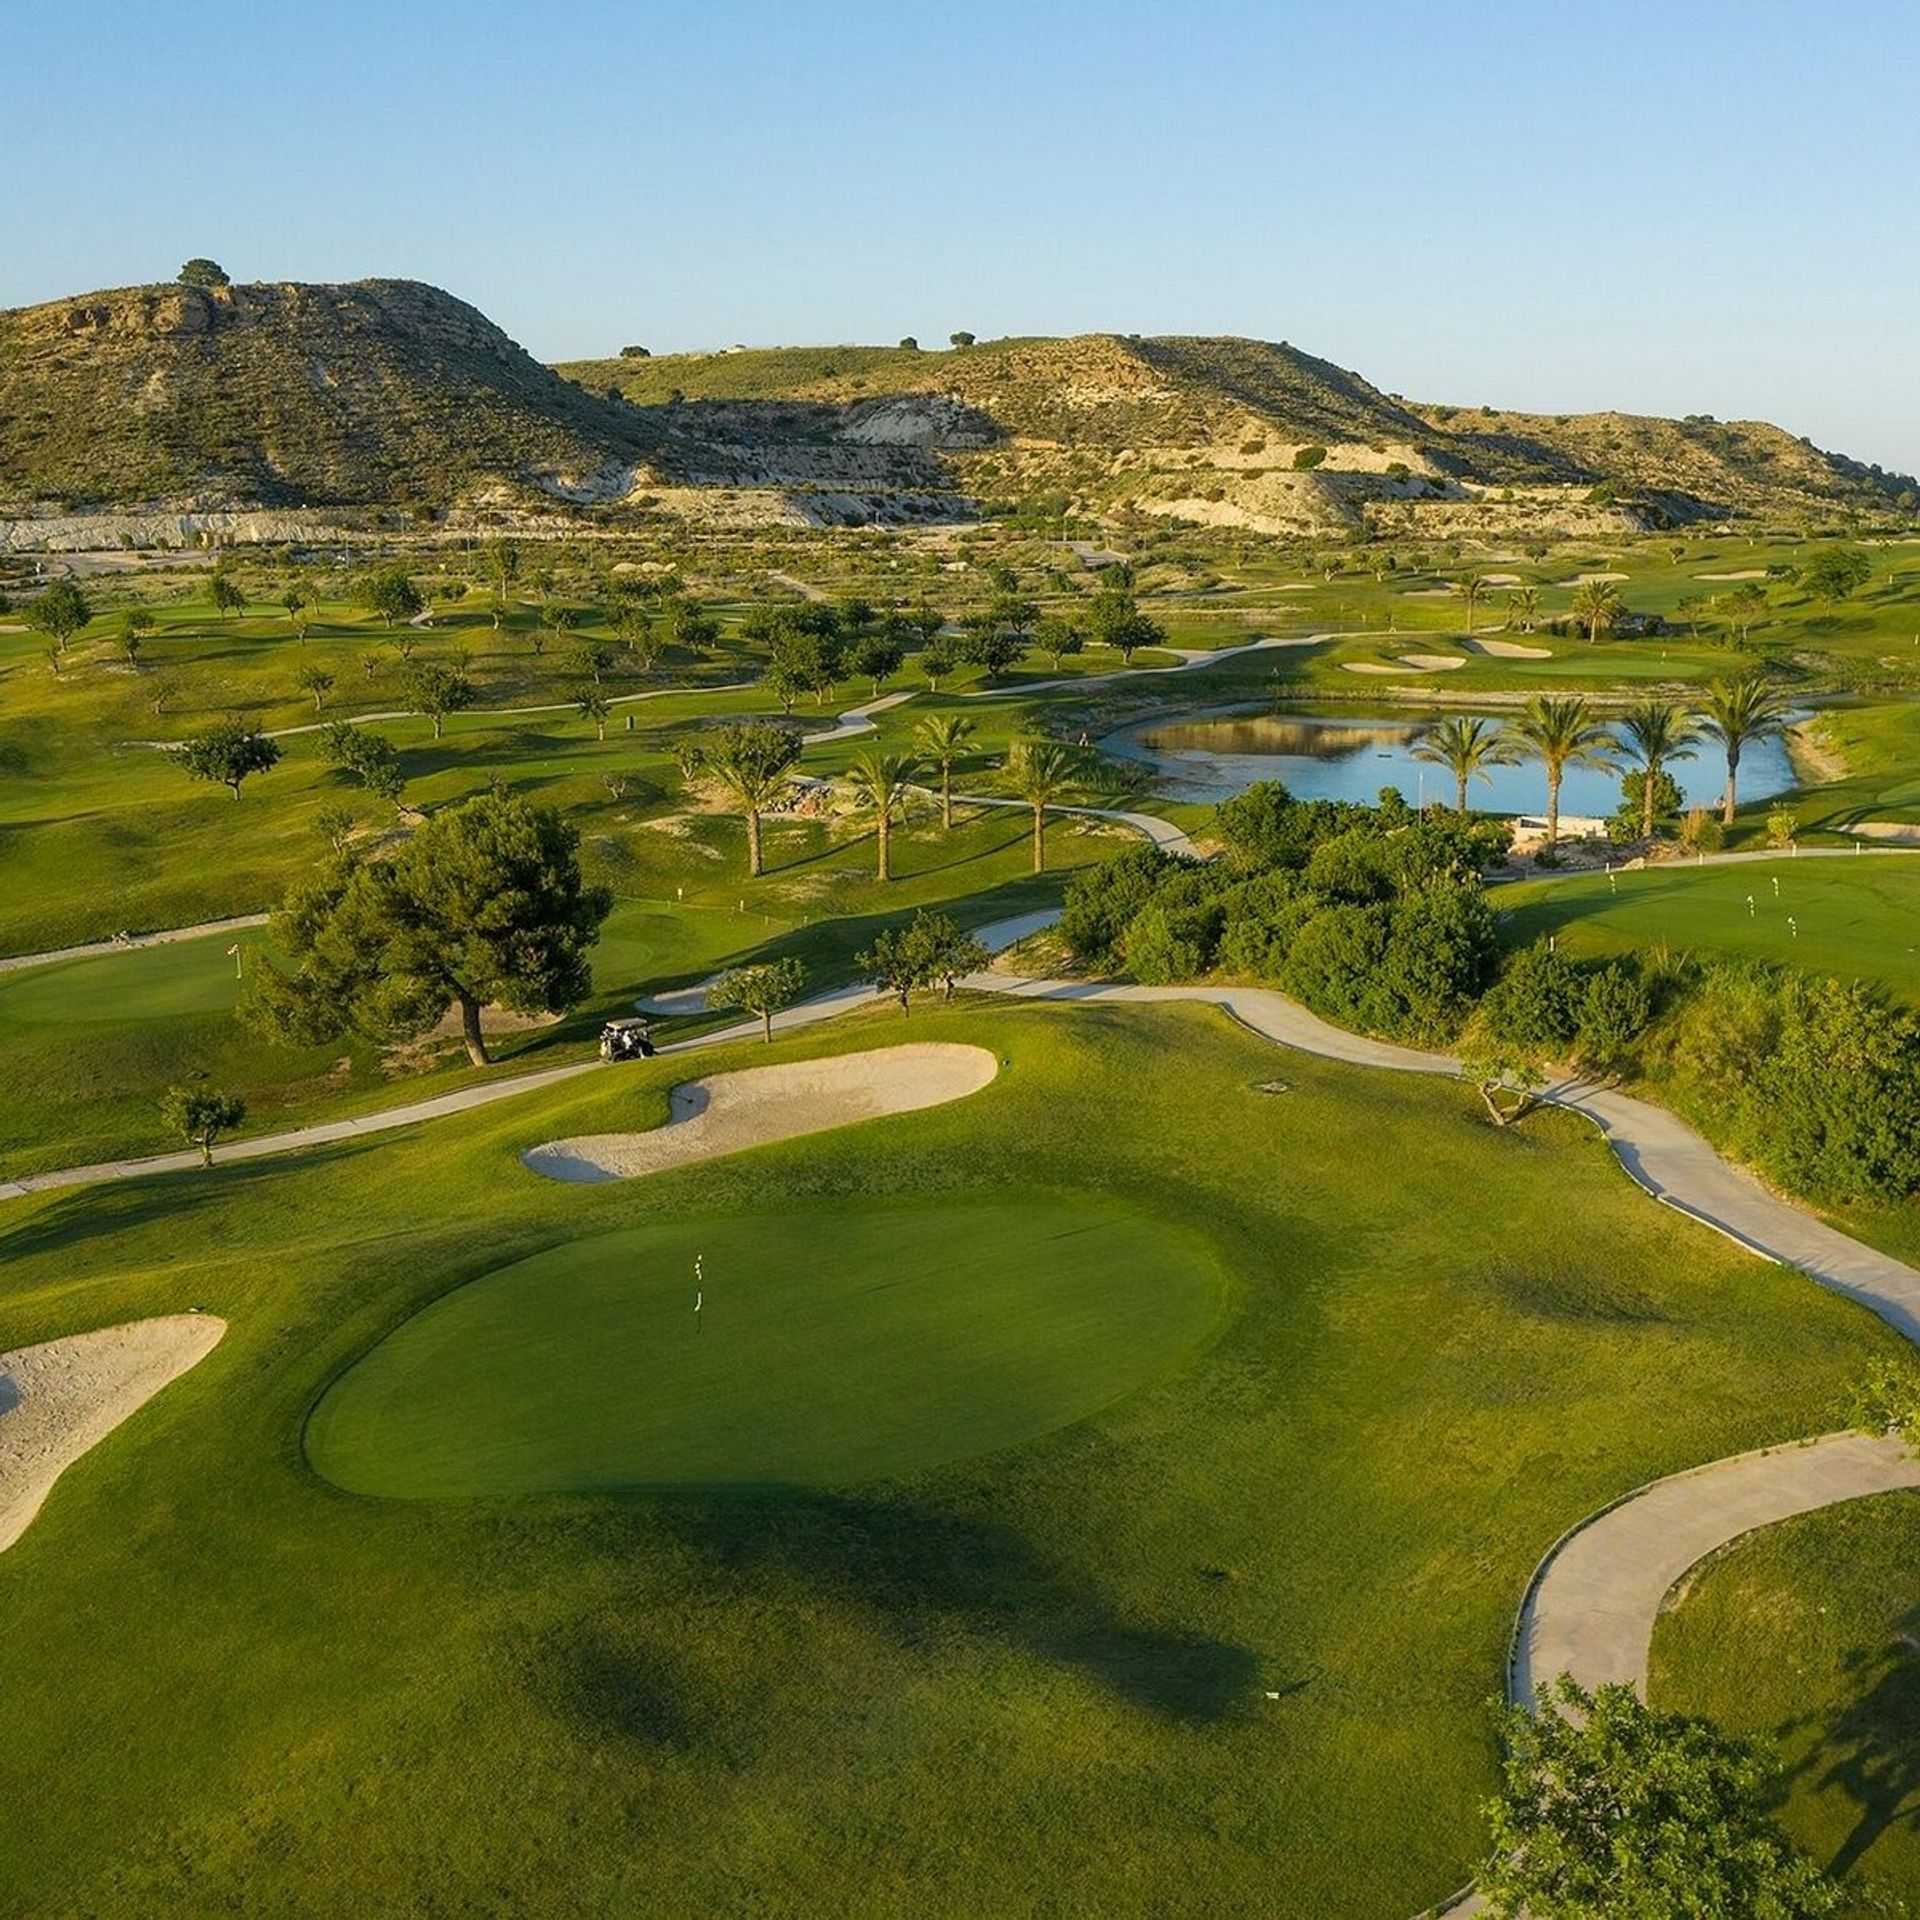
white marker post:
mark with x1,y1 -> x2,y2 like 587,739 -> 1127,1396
694,1254 -> 704,1331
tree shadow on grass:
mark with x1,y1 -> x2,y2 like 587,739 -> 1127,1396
643,1489 -> 1259,1726
1780,1601 -> 1920,1879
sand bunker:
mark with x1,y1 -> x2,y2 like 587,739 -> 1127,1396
1397,654 -> 1467,671
1460,636 -> 1553,659
1848,821 -> 1920,844
1695,569 -> 1768,581
0,1315 -> 225,1554
1567,571 -> 1629,584
1340,662 -> 1405,675
524,1043 -> 999,1183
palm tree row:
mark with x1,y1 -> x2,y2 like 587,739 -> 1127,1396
1412,674 -> 1796,845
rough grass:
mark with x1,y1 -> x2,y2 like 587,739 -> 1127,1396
1653,1492 -> 1920,1902
0,998 -> 1904,1917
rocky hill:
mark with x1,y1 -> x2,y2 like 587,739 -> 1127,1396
565,332 -> 1916,537
0,278 -> 662,513
1,273 -> 1909,539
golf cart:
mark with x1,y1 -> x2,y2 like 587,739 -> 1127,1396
598,1015 -> 656,1061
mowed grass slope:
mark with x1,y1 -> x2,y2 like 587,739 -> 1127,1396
308,1197 -> 1228,1495
1653,1493 -> 1920,1897
1497,855 -> 1920,1003
0,999 -> 1904,1917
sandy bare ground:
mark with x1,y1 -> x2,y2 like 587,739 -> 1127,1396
523,1042 -> 998,1183
0,1315 -> 225,1554
1459,636 -> 1552,659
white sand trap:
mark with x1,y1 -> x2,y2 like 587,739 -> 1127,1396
0,1315 -> 224,1554
1401,587 -> 1456,598
524,1043 -> 999,1183
1566,571 -> 1629,584
1341,661 -> 1406,675
1460,636 -> 1553,659
1695,569 -> 1768,581
637,977 -> 720,1016
1397,654 -> 1467,671
1480,573 -> 1523,587
1849,821 -> 1920,844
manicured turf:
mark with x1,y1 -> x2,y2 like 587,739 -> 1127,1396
1498,855 -> 1920,1002
1653,1492 -> 1920,1899
308,1197 -> 1227,1496
0,1000 -> 1904,1917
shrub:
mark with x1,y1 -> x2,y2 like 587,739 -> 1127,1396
1293,445 -> 1329,471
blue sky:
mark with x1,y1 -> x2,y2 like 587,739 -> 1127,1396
9,0 -> 1916,472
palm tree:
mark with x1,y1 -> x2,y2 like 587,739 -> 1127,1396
1698,674 -> 1795,826
1005,739 -> 1082,873
1508,695 -> 1616,846
1506,586 -> 1540,632
843,750 -> 919,882
703,722 -> 802,877
914,713 -> 976,829
1454,570 -> 1488,634
1614,700 -> 1702,841
1412,716 -> 1515,813
1570,578 -> 1624,645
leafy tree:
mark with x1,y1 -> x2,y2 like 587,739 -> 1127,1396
698,721 -> 803,876
282,583 -> 311,638
25,580 -> 91,651
171,719 -> 281,799
312,803 -> 358,854
575,686 -> 611,740
613,600 -> 659,670
915,713 -> 976,829
1412,715 -> 1514,812
842,750 -> 920,881
243,789 -> 612,1067
849,628 -> 905,696
919,639 -> 956,691
359,566 -> 423,628
855,909 -> 987,1013
401,661 -> 474,739
1034,615 -> 1084,670
710,956 -> 808,1042
1800,544 -> 1872,602
486,538 -> 520,629
1699,673 -> 1795,824
121,607 -> 155,668
209,571 -> 247,620
957,610 -> 1029,681
1569,577 -> 1624,644
1087,585 -> 1165,663
160,1084 -> 246,1166
177,258 -> 231,289
1004,738 -> 1083,873
1482,1676 -> 1839,1919
1725,579 -> 1769,642
295,664 -> 335,712
319,721 -> 405,801
1614,699 -> 1702,841
658,596 -> 720,654
1610,770 -> 1684,844
567,636 -> 616,686
1508,695 -> 1615,845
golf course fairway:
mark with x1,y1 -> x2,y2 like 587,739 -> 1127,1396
307,1196 -> 1229,1496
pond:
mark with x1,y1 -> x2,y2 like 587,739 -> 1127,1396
1109,708 -> 1798,820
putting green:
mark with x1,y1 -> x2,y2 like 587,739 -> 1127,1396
307,1196 -> 1228,1496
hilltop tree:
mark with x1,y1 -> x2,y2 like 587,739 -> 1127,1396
1005,738 -> 1083,872
1614,699 -> 1702,841
710,956 -> 808,1042
1481,1676 -> 1839,1919
843,750 -> 919,882
25,580 -> 91,651
949,330 -> 976,348
177,258 -> 231,289
1412,716 -> 1515,813
697,721 -> 803,877
915,713 -> 976,829
242,788 -> 612,1068
1507,696 -> 1614,845
1569,577 -> 1624,644
160,1084 -> 246,1166
171,719 -> 281,800
1699,673 -> 1795,825
401,661 -> 474,739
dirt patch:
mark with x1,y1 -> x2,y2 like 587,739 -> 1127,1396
0,1315 -> 225,1554
524,1043 -> 998,1183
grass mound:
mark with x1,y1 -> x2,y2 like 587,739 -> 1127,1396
307,1196 -> 1227,1496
